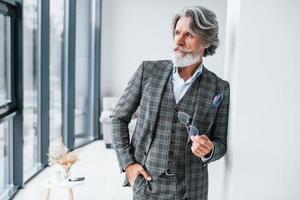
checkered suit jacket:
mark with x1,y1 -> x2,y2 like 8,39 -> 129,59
111,60 -> 230,198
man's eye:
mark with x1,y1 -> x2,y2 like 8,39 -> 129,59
187,33 -> 193,38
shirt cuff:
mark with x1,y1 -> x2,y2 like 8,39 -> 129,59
200,145 -> 214,162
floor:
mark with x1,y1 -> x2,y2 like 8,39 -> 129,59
13,140 -> 132,200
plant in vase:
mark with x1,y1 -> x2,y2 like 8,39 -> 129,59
48,143 -> 78,180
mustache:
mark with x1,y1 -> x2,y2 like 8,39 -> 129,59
173,45 -> 193,53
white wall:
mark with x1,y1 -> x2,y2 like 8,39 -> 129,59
101,0 -> 227,97
224,0 -> 300,199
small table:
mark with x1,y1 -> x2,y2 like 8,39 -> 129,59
41,177 -> 84,200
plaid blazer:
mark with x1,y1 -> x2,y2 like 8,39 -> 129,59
111,60 -> 230,198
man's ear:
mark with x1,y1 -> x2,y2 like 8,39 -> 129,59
203,43 -> 210,49
199,44 -> 210,56
199,44 -> 210,55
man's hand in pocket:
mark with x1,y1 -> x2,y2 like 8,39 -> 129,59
125,163 -> 152,188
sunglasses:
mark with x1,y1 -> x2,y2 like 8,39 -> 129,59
177,111 -> 214,137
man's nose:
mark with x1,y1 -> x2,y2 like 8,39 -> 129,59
175,35 -> 184,46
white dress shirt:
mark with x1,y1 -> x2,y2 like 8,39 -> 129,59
172,63 -> 203,104
172,63 -> 214,162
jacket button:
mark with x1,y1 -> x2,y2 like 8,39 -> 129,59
174,107 -> 179,112
168,161 -> 173,166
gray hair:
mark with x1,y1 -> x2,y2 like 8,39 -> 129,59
172,6 -> 219,57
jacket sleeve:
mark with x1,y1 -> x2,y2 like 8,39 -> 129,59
203,81 -> 230,165
110,62 -> 144,172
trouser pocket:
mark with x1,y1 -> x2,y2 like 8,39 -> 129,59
133,175 -> 146,193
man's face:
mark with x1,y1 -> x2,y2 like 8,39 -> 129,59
172,17 -> 208,67
174,17 -> 202,55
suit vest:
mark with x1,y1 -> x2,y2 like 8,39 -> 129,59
144,72 -> 201,177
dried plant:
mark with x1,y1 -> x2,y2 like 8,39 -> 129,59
48,143 -> 78,170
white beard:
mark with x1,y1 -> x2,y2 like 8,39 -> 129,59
171,51 -> 201,68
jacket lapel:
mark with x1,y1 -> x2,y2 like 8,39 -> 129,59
149,61 -> 173,136
192,67 -> 216,133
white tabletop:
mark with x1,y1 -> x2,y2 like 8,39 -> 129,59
41,177 -> 85,189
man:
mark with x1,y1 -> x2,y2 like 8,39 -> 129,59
111,6 -> 230,200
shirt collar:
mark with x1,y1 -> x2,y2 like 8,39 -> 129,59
173,63 -> 204,83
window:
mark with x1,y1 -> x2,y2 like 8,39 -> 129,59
0,120 -> 13,195
0,0 -> 101,198
74,0 -> 99,147
49,0 -> 65,153
0,14 -> 11,107
0,3 -> 17,197
22,0 -> 42,180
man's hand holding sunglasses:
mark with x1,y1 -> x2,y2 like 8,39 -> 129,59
190,135 -> 213,158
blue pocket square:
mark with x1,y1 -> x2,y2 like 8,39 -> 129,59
212,93 -> 224,109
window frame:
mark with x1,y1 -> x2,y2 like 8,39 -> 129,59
0,0 -> 23,199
